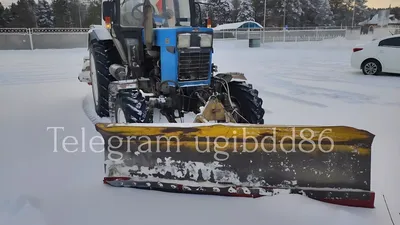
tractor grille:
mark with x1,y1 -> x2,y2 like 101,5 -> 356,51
178,51 -> 211,81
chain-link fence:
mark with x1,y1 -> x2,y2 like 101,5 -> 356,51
211,25 -> 399,42
0,26 -> 398,50
214,29 -> 348,42
0,28 -> 89,50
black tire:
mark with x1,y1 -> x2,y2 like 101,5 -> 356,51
227,81 -> 265,124
362,59 -> 381,75
115,89 -> 152,123
89,41 -> 119,117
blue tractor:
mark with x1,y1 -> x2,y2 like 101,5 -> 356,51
79,0 -> 265,124
76,1 -> 376,207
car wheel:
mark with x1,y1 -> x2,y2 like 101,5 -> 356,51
362,59 -> 381,75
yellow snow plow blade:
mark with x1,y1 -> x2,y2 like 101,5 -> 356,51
96,123 -> 375,208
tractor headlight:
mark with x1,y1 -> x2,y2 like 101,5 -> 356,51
177,33 -> 191,48
199,33 -> 212,47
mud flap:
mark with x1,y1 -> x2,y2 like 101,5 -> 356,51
78,56 -> 91,84
96,123 -> 375,208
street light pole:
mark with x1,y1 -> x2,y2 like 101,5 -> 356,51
263,0 -> 266,43
78,3 -> 82,28
263,0 -> 266,28
351,0 -> 356,28
283,0 -> 286,27
283,0 -> 286,42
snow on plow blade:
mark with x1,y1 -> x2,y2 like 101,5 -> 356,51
96,123 -> 375,208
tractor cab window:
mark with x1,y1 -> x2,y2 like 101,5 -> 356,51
120,0 -> 191,27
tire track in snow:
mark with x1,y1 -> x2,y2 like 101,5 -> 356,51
0,68 -> 76,86
0,195 -> 47,225
270,77 -> 400,106
0,77 -> 76,86
262,108 -> 273,114
0,48 -> 85,86
260,90 -> 327,108
253,73 -> 400,106
277,72 -> 400,89
82,92 -> 110,124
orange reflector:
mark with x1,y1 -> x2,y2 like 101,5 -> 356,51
207,18 -> 211,28
105,16 -> 111,29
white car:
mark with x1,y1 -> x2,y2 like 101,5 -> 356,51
351,34 -> 400,75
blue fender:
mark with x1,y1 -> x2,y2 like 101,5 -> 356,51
87,25 -> 112,47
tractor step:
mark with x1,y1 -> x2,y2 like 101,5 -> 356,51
78,56 -> 91,83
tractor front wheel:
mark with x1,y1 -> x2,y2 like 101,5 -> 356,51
115,89 -> 152,123
227,81 -> 265,124
89,41 -> 118,117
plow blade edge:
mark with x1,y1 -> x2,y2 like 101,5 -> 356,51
96,123 -> 375,208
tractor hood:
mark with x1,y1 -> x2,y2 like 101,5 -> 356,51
142,27 -> 214,47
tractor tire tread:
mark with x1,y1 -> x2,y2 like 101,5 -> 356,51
228,81 -> 265,124
115,90 -> 152,123
90,41 -> 119,117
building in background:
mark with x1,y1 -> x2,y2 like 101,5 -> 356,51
359,10 -> 400,34
212,21 -> 263,39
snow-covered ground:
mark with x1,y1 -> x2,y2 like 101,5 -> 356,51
1,37 -> 399,225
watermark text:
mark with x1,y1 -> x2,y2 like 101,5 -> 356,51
47,126 -> 335,161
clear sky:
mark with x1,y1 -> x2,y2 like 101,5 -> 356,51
367,0 -> 400,8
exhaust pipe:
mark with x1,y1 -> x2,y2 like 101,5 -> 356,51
143,0 -> 154,49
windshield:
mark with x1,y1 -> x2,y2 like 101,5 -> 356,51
120,0 -> 191,27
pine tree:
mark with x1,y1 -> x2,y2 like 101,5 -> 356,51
78,2 -> 88,26
36,0 -> 54,27
330,0 -> 348,26
391,7 -> 400,20
271,0 -> 303,27
52,0 -> 73,27
354,0 -> 368,25
8,0 -> 38,27
69,0 -> 85,27
250,0 -> 267,25
5,3 -> 19,27
230,0 -> 241,22
237,0 -> 254,22
83,0 -> 101,27
205,0 -> 232,25
287,0 -> 304,26
299,0 -> 316,26
0,2 -> 5,27
313,0 -> 334,26
64,0 -> 73,27
228,0 -> 254,23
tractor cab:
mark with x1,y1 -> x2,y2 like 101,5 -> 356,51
103,0 -> 200,27
119,0 -> 193,28
102,0 -> 215,88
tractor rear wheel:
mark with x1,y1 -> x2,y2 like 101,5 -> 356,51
89,41 -> 119,117
227,81 -> 265,124
115,89 -> 152,123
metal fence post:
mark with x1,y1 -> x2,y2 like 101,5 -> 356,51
28,28 -> 33,50
262,30 -> 264,42
283,29 -> 286,42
